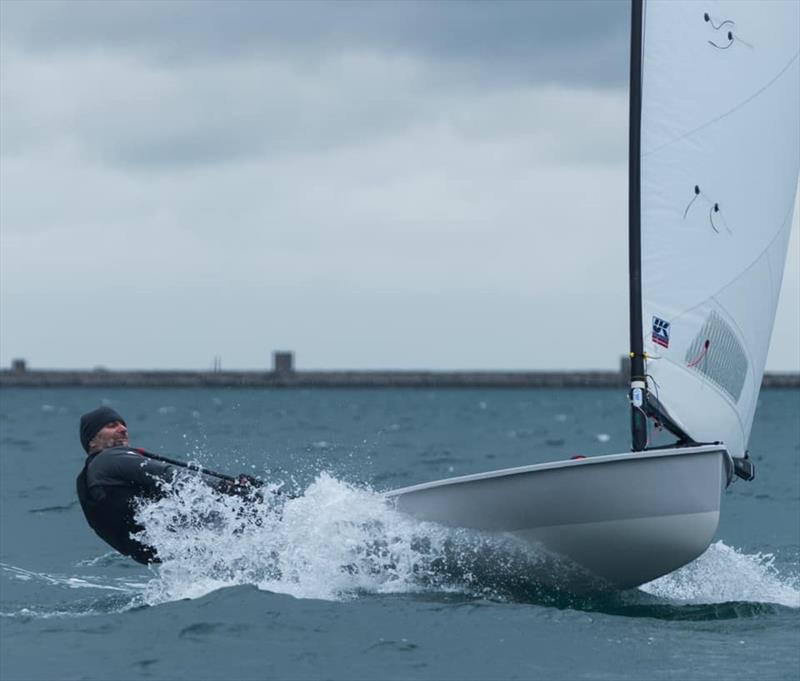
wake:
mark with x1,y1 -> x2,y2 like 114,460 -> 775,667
641,541 -> 800,607
136,473 -> 800,609
3,474 -> 798,616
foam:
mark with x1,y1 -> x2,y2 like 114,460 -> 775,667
1,563 -> 137,593
4,475 -> 798,616
641,541 -> 800,608
135,472 -> 461,604
137,474 -> 800,607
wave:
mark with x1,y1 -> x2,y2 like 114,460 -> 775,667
3,474 -> 798,618
0,563 -> 146,619
135,473 -> 800,613
640,541 -> 800,607
1,563 -> 143,593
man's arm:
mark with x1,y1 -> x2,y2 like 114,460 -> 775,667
96,447 -> 233,496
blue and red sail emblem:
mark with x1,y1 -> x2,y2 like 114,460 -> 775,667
651,316 -> 671,348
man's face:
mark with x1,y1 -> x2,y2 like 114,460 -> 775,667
88,420 -> 129,453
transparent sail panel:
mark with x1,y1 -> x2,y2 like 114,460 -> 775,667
640,0 -> 800,458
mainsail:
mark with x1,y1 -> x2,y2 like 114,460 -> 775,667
633,0 -> 799,459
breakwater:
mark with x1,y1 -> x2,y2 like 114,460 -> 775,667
0,368 -> 632,388
2,358 -> 798,389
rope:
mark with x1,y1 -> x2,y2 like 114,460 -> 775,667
704,13 -> 734,31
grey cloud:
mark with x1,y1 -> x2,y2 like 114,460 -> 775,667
1,0 -> 630,173
1,51 -> 437,170
1,0 -> 630,88
2,45 -> 626,174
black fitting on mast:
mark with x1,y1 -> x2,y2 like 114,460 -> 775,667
628,0 -> 648,451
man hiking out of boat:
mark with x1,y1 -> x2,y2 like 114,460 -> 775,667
76,406 -> 260,565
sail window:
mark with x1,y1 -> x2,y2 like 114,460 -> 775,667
684,310 -> 748,402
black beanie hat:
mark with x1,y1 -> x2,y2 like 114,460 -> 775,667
79,406 -> 126,453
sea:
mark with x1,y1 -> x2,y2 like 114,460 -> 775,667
0,387 -> 798,681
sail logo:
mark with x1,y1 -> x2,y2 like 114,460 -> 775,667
652,317 -> 671,348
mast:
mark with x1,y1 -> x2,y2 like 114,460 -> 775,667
628,0 -> 648,451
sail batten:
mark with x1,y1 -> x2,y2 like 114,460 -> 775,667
636,0 -> 800,458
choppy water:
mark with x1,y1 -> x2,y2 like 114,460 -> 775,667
1,387 -> 798,680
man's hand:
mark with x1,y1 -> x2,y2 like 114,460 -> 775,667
223,474 -> 264,501
236,474 -> 263,488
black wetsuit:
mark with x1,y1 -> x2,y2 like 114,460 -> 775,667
76,446 -> 229,564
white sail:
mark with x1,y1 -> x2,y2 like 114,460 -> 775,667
639,0 -> 800,459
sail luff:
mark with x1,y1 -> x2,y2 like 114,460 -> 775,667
628,0 -> 647,452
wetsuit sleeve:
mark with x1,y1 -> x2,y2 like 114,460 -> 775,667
139,456 -> 234,494
90,448 -> 231,496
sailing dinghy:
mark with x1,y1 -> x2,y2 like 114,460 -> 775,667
386,0 -> 800,590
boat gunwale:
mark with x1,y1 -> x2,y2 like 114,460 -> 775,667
384,444 -> 730,497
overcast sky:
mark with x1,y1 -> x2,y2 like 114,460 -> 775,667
1,0 -> 798,371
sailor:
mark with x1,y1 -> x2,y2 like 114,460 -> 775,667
76,406 -> 257,564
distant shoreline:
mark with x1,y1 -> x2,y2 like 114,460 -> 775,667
2,368 -> 798,388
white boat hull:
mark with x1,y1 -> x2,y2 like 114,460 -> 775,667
386,445 -> 732,590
